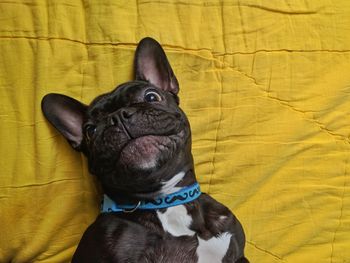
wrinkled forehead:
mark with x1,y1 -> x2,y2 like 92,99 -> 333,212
87,81 -> 151,116
109,80 -> 153,100
85,80 -> 180,121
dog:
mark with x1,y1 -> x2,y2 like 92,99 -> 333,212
41,37 -> 249,263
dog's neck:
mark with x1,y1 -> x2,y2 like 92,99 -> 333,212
106,168 -> 197,205
159,169 -> 197,195
101,176 -> 201,213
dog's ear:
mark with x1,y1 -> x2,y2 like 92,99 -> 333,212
134,37 -> 179,94
41,93 -> 87,150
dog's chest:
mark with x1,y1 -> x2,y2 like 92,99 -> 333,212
156,205 -> 195,236
156,205 -> 232,263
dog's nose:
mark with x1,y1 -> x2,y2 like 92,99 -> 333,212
108,114 -> 118,126
119,108 -> 136,120
108,108 -> 137,126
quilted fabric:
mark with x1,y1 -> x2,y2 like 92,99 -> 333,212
1,1 -> 350,262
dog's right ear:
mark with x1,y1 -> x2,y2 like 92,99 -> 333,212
134,37 -> 179,95
41,93 -> 87,150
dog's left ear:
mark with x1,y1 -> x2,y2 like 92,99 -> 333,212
41,93 -> 87,150
134,37 -> 179,95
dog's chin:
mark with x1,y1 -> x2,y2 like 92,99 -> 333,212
118,135 -> 175,171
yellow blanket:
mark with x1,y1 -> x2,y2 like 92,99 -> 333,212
1,1 -> 349,262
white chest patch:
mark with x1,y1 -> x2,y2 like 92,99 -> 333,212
156,205 -> 195,237
196,232 -> 232,263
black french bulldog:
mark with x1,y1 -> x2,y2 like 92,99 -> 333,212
41,37 -> 248,263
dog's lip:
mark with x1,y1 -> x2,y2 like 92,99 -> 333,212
121,134 -> 167,150
118,117 -> 184,145
119,132 -> 182,157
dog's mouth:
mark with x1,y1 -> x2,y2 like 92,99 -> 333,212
119,134 -> 177,170
90,108 -> 187,173
97,123 -> 184,172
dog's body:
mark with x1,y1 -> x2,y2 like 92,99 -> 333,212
42,38 -> 248,262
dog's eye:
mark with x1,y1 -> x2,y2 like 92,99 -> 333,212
144,91 -> 162,102
84,124 -> 97,140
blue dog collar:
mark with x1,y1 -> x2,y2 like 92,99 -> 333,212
101,183 -> 201,213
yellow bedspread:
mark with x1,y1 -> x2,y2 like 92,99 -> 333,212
1,1 -> 350,262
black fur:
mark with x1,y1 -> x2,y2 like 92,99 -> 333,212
41,37 -> 249,262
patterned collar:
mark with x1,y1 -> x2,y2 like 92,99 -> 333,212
101,183 -> 201,213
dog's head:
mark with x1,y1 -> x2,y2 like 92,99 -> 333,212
41,38 -> 194,201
